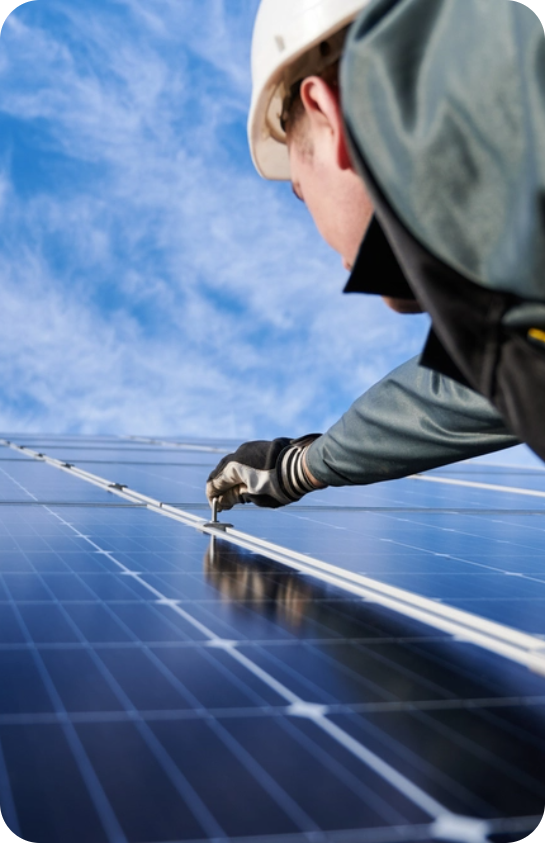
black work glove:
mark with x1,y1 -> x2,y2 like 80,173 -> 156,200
206,434 -> 323,511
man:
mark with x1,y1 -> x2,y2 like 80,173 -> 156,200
207,0 -> 544,512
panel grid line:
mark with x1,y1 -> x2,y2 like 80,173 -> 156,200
37,514 -> 493,838
2,442 -> 545,679
1,439 -> 544,842
2,568 -> 129,843
0,461 -> 484,836
0,470 -> 228,840
0,694 -> 544,726
35,515 -> 437,838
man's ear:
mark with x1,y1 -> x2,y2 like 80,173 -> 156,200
299,76 -> 353,170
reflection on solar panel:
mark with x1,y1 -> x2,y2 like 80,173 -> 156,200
0,434 -> 544,843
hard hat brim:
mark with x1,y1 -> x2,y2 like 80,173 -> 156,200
248,74 -> 291,181
247,4 -> 366,181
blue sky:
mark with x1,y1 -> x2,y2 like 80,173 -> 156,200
0,0 -> 541,467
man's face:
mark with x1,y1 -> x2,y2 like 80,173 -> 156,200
287,124 -> 423,314
288,127 -> 373,270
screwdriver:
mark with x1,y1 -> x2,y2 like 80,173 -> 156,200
203,497 -> 233,531
211,497 -> 219,524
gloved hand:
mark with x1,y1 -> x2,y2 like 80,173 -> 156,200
206,434 -> 324,511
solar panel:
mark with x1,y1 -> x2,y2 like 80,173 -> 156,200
0,435 -> 544,843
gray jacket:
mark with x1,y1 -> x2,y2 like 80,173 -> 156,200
304,0 -> 537,488
306,355 -> 517,487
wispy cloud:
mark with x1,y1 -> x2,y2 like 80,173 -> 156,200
0,0 -> 429,439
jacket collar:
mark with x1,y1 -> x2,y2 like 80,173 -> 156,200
344,215 -> 416,299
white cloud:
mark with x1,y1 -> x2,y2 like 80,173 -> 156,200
0,0 -> 428,439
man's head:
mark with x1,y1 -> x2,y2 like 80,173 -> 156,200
284,68 -> 374,271
247,0 -> 373,268
248,0 -> 422,313
248,0 -> 367,178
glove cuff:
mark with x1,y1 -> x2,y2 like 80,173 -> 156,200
279,442 -> 320,502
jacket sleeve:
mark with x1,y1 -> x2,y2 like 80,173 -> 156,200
305,356 -> 518,487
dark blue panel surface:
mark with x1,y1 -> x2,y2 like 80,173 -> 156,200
0,459 -> 139,504
221,506 -> 545,635
0,437 -> 543,843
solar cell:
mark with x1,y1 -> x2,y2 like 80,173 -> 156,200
0,435 -> 543,842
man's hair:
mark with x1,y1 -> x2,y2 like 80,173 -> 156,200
283,60 -> 340,150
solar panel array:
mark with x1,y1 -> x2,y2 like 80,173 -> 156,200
0,434 -> 543,843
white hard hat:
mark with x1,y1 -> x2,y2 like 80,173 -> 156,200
248,0 -> 369,181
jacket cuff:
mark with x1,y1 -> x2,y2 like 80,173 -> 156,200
279,444 -> 321,500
